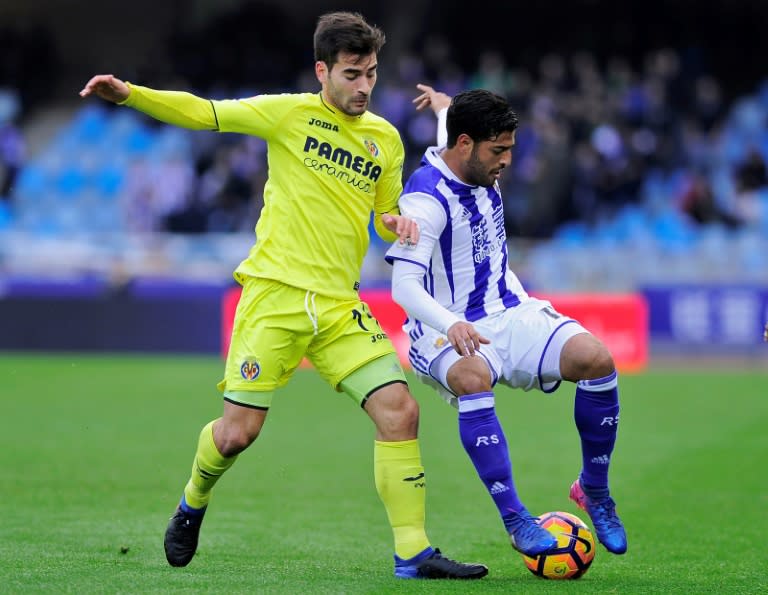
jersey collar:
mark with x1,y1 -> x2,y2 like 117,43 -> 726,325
425,147 -> 476,187
318,92 -> 365,123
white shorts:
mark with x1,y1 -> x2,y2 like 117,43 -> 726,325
406,297 -> 589,407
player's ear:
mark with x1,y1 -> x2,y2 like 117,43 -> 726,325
457,133 -> 474,154
315,61 -> 328,84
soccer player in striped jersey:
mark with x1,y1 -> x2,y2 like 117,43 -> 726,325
386,86 -> 627,556
80,12 -> 487,579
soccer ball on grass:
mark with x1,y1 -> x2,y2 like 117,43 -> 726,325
521,511 -> 595,579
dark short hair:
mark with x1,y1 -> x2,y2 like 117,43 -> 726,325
313,11 -> 386,66
446,90 -> 519,148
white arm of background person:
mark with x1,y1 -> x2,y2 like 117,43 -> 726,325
413,83 -> 451,148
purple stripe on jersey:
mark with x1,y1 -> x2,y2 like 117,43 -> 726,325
490,187 -> 521,308
433,193 -> 455,303
459,187 -> 491,320
498,244 -> 521,307
501,289 -> 521,309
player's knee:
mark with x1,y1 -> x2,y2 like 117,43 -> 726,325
215,422 -> 261,456
396,393 -> 420,427
452,371 -> 492,396
593,347 -> 616,378
446,361 -> 492,396
580,343 -> 615,379
383,387 -> 419,427
367,384 -> 420,439
562,335 -> 615,381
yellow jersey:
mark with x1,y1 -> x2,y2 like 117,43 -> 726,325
123,86 -> 404,300
214,92 -> 404,299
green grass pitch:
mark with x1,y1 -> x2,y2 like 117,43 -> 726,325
2,354 -> 766,594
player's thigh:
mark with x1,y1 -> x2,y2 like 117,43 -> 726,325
496,299 -> 588,393
220,278 -> 313,403
407,321 -> 501,408
306,296 -> 399,396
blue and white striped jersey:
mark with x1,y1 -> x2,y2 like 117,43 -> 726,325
386,147 -> 528,323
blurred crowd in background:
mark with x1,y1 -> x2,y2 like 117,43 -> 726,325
1,3 -> 767,289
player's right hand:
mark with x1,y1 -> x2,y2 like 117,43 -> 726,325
413,83 -> 451,114
79,74 -> 130,104
447,321 -> 490,357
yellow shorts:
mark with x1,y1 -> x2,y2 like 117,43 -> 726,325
219,277 -> 398,401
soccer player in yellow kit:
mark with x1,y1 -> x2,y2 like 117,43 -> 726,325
80,11 -> 487,580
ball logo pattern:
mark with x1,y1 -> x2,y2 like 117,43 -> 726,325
522,511 -> 596,579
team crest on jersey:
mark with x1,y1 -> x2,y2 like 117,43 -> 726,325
364,139 -> 380,158
240,359 -> 261,381
434,337 -> 448,348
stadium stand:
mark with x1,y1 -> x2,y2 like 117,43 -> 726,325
2,44 -> 767,291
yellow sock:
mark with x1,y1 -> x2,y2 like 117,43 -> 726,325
182,419 -> 238,509
374,439 -> 431,559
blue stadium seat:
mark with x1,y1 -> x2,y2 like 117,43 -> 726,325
553,221 -> 588,247
55,165 -> 87,198
92,164 -> 125,198
0,200 -> 12,230
71,105 -> 109,144
14,164 -> 48,200
123,126 -> 155,155
652,209 -> 697,252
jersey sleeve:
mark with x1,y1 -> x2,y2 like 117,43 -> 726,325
121,84 -> 218,130
212,94 -> 296,139
391,259 -> 461,334
384,191 -> 447,268
372,128 -> 406,242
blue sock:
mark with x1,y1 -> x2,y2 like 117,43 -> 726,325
179,494 -> 206,516
574,372 -> 620,497
458,392 -> 524,532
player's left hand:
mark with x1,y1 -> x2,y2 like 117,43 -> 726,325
447,321 -> 491,357
381,213 -> 420,246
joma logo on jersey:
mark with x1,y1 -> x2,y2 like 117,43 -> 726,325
308,117 -> 339,132
303,135 -> 382,181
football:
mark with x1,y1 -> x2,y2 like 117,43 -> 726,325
522,511 -> 595,579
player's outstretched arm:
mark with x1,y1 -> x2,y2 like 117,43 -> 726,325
79,74 -> 130,104
79,75 -> 218,131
